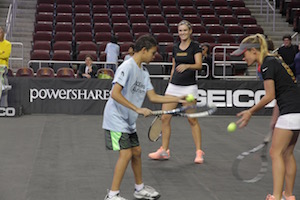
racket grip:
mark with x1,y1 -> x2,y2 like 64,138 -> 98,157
151,110 -> 164,115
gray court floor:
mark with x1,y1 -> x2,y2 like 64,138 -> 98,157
0,114 -> 299,200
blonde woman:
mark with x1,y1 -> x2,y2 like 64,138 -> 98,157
148,20 -> 204,164
232,34 -> 300,200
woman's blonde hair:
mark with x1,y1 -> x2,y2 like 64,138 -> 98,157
241,34 -> 269,64
178,20 -> 192,30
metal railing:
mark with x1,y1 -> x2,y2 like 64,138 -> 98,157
255,0 -> 276,31
5,0 -> 17,41
211,45 -> 257,79
10,42 -> 24,68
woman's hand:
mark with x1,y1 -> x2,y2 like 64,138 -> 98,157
176,64 -> 189,73
236,110 -> 252,128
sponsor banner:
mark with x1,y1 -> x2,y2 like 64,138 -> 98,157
7,77 -> 273,115
0,106 -> 22,117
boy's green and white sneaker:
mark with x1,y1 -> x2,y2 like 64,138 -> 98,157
104,191 -> 128,200
134,185 -> 160,200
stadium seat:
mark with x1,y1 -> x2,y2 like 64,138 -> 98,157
97,68 -> 114,79
145,6 -> 161,15
148,15 -> 165,24
178,0 -> 194,7
36,4 -> 54,13
207,26 -> 226,36
130,15 -> 147,24
54,32 -> 72,42
55,23 -> 73,33
56,13 -> 73,24
245,26 -> 264,34
36,13 -> 54,24
110,6 -> 127,15
37,0 -> 55,4
184,16 -> 202,25
132,24 -> 150,34
217,34 -> 236,44
211,0 -> 228,7
92,0 -> 107,5
32,41 -> 51,51
151,25 -> 169,36
56,4 -> 72,14
161,0 -> 176,7
53,41 -> 72,52
165,15 -> 183,25
220,16 -> 239,26
126,0 -> 142,6
128,6 -> 145,15
94,23 -> 112,33
198,7 -> 215,17
109,0 -> 124,6
16,68 -> 35,77
56,0 -> 72,5
75,23 -> 93,33
30,50 -> 51,71
56,68 -> 75,78
194,0 -> 211,8
216,8 -> 234,16
226,26 -> 245,36
74,0 -> 90,5
143,0 -> 159,6
234,8 -> 251,18
93,15 -> 110,24
163,7 -> 180,16
75,14 -> 92,24
229,0 -> 246,8
191,25 -> 206,36
34,23 -> 53,33
33,31 -> 52,42
198,33 -> 216,43
75,32 -> 94,44
111,15 -> 129,25
156,33 -> 174,45
77,42 -> 98,53
52,50 -> 72,61
74,5 -> 91,14
202,17 -> 220,26
7,68 -> 14,77
36,67 -> 55,78
93,5 -> 108,14
113,24 -> 131,33
239,17 -> 257,27
180,7 -> 198,16
115,32 -> 134,43
77,51 -> 98,61
95,32 -> 112,44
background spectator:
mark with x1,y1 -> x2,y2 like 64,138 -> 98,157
294,43 -> 300,81
105,36 -> 120,72
278,34 -> 298,75
124,44 -> 135,61
77,55 -> 97,78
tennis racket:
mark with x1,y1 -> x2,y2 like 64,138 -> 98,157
148,104 -> 217,142
232,131 -> 272,183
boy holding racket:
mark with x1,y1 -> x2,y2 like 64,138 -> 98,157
102,35 -> 184,200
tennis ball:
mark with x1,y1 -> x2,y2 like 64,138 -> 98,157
227,122 -> 237,132
186,94 -> 195,102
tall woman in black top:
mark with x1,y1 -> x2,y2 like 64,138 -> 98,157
232,34 -> 300,200
148,20 -> 204,164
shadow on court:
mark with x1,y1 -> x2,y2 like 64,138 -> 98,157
0,115 -> 299,200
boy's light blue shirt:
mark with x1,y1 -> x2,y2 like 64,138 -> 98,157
102,58 -> 154,133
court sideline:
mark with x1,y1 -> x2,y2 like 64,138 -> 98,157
0,114 -> 299,200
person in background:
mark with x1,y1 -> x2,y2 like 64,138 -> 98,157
103,34 -> 185,200
293,43 -> 300,82
232,34 -> 300,200
105,36 -> 120,72
148,20 -> 204,164
201,43 -> 212,78
124,44 -> 135,61
77,55 -> 97,78
0,26 -> 12,107
278,34 -> 298,75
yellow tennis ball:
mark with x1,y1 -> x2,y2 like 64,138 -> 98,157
186,94 -> 195,102
227,122 -> 237,132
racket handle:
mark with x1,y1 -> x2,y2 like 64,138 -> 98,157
152,110 -> 164,115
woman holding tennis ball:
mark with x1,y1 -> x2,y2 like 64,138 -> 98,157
148,20 -> 204,164
232,34 -> 300,200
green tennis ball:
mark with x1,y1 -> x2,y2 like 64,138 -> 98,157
227,122 -> 237,132
186,94 -> 195,102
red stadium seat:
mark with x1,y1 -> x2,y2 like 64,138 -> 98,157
32,41 -> 51,51
56,4 -> 72,14
36,67 -> 55,78
161,0 -> 176,7
110,6 -> 127,15
55,23 -> 73,33
53,41 -> 72,52
74,5 -> 91,14
198,33 -> 216,43
113,24 -> 131,33
178,0 -> 194,7
56,68 -> 75,78
92,0 -> 107,5
75,23 -> 93,33
194,0 -> 211,8
217,34 -> 236,44
93,5 -> 108,14
16,68 -> 34,77
145,6 -> 161,15
148,15 -> 165,24
143,0 -> 159,6
77,42 -> 98,53
94,23 -> 112,33
115,32 -> 134,43
128,6 -> 145,15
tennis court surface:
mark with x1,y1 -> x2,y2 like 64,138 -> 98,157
0,114 -> 299,200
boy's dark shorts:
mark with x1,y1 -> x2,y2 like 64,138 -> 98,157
104,130 -> 140,151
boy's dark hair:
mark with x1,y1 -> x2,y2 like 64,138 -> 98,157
85,54 -> 93,60
111,35 -> 118,44
129,43 -> 135,49
134,34 -> 157,52
282,34 -> 292,41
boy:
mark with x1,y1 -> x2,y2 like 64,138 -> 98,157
102,35 -> 184,200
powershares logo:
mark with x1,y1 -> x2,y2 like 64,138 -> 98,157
30,88 -> 111,102
197,89 -> 276,108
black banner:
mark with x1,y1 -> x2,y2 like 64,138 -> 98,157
7,77 -> 273,115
